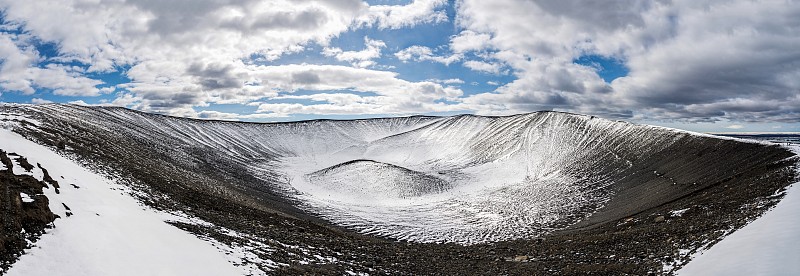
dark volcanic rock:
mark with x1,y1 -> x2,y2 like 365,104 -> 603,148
13,157 -> 33,172
0,150 -> 57,271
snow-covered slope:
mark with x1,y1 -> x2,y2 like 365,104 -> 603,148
0,129 -> 242,276
677,145 -> 800,275
279,112 -> 793,244
281,113 -> 629,243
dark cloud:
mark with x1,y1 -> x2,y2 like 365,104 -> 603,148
143,91 -> 204,108
128,0 -> 252,35
626,53 -> 800,106
311,0 -> 364,11
187,62 -> 245,90
252,9 -> 328,30
533,0 -> 651,31
291,71 -> 321,84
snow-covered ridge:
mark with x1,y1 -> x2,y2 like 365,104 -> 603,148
1,104 -> 787,246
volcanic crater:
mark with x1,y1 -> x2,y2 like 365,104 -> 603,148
1,103 -> 797,275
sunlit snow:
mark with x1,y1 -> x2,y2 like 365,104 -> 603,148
0,129 -> 242,276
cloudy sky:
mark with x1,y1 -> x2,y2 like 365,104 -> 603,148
1,0 -> 798,132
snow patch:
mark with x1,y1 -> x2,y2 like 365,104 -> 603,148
0,129 -> 242,276
19,193 -> 34,203
0,112 -> 41,128
670,208 -> 690,217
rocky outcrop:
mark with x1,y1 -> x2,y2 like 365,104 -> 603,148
0,150 -> 56,271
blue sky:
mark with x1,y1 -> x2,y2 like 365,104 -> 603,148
1,0 -> 799,132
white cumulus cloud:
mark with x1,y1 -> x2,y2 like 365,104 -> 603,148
322,37 -> 386,68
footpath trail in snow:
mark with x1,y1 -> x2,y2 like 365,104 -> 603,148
0,129 -> 240,276
678,145 -> 800,275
